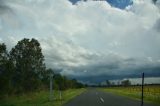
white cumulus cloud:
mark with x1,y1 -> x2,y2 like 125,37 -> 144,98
0,0 -> 160,82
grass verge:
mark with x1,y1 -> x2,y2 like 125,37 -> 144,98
0,88 -> 86,106
100,86 -> 160,105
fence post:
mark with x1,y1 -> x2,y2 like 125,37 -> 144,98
141,72 -> 144,106
50,73 -> 53,101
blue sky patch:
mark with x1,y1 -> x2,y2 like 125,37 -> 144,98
69,0 -> 133,9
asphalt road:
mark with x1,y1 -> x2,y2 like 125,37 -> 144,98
63,88 -> 158,106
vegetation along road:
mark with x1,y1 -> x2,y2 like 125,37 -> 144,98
0,88 -> 86,106
101,85 -> 160,105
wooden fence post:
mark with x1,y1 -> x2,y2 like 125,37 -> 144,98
141,73 -> 144,106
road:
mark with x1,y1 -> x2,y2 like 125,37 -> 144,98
63,88 -> 158,106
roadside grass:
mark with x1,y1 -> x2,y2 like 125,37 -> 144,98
0,88 -> 86,106
100,85 -> 160,105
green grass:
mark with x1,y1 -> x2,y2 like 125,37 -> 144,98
0,88 -> 86,106
100,85 -> 160,105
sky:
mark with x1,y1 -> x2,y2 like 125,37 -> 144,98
69,0 -> 133,9
0,0 -> 160,84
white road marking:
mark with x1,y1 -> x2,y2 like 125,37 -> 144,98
100,97 -> 104,103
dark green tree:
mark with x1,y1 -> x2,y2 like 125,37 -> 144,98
0,43 -> 14,95
10,38 -> 46,92
71,79 -> 83,88
121,80 -> 131,86
106,80 -> 111,87
54,74 -> 64,90
0,43 -> 8,94
41,68 -> 55,89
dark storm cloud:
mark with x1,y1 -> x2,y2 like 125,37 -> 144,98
132,64 -> 160,76
64,54 -> 160,83
68,60 -> 160,83
0,0 -> 11,14
152,0 -> 157,4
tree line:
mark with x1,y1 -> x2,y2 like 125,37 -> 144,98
106,79 -> 131,87
0,38 -> 84,97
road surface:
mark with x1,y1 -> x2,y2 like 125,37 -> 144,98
63,88 -> 158,106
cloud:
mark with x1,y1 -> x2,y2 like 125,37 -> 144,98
154,18 -> 160,32
0,0 -> 11,14
0,0 -> 160,83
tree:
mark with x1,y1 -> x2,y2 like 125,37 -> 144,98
53,73 -> 84,90
121,80 -> 131,86
41,68 -> 53,88
0,43 -> 14,95
111,82 -> 115,86
0,43 -> 8,68
0,39 -> 84,96
10,38 -> 46,92
54,74 -> 65,90
106,80 -> 111,87
0,43 -> 8,94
